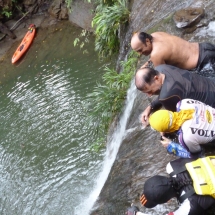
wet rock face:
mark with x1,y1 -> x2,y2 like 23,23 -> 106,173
48,0 -> 68,20
68,0 -> 95,32
173,7 -> 205,28
0,22 -> 16,38
23,0 -> 39,14
90,0 -> 215,214
23,0 -> 37,8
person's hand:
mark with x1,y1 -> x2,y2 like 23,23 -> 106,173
141,61 -> 149,68
167,142 -> 191,158
160,136 -> 171,148
140,60 -> 154,69
160,132 -> 165,136
140,106 -> 151,126
126,206 -> 139,215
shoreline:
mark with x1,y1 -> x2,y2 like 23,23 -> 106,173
0,12 -> 58,62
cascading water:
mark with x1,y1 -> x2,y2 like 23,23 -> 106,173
74,80 -> 137,215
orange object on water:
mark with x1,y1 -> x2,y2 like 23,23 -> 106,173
11,24 -> 36,64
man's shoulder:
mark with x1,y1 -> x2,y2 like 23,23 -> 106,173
151,31 -> 171,37
156,65 -> 193,80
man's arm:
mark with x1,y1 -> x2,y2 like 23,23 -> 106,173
141,61 -> 151,68
142,95 -> 181,126
141,56 -> 165,69
150,55 -> 166,67
140,105 -> 151,126
140,98 -> 162,126
159,95 -> 181,112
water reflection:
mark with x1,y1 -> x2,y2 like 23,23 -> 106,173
0,21 -> 111,214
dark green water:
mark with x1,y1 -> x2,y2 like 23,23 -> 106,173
0,21 -> 111,215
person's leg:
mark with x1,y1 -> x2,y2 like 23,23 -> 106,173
197,43 -> 215,77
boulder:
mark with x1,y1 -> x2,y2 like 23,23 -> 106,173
48,0 -> 68,20
0,21 -> 16,39
173,7 -> 205,28
23,0 -> 39,14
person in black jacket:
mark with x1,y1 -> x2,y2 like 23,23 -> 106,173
135,64 -> 215,126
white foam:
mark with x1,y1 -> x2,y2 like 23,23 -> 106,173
74,79 -> 137,215
195,21 -> 215,37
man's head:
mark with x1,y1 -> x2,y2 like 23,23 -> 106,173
131,32 -> 153,56
135,67 -> 162,97
140,175 -> 176,208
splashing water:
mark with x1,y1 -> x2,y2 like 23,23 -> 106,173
74,80 -> 137,215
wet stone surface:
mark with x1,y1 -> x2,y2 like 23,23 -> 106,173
90,0 -> 215,214
173,7 -> 205,28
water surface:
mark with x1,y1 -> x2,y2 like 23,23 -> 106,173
0,21 -> 111,215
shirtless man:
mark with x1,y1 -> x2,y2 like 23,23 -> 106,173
131,32 -> 215,72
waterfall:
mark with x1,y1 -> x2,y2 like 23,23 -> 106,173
74,79 -> 137,215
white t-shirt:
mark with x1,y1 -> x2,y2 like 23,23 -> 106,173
176,99 -> 215,152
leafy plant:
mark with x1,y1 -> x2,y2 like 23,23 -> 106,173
86,51 -> 138,140
74,29 -> 90,54
90,137 -> 105,152
1,1 -> 26,18
72,0 -> 130,60
92,0 -> 116,14
92,0 -> 130,60
121,51 -> 139,73
2,6 -> 12,18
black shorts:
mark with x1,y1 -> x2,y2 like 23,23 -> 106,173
196,42 -> 215,77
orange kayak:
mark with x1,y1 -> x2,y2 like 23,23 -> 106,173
12,24 -> 36,64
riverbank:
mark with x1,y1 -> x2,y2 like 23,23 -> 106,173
0,13 -> 58,62
0,0 -> 95,63
0,20 -> 107,214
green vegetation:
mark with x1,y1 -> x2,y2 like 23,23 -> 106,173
86,51 -> 139,150
0,0 -> 25,19
73,0 -> 130,60
72,0 -> 134,151
89,137 -> 106,152
2,6 -> 12,18
94,0 -> 115,7
92,0 -> 130,60
73,29 -> 90,54
87,66 -> 132,133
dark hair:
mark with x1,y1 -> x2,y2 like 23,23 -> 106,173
138,32 -> 153,45
142,67 -> 159,84
135,67 -> 160,91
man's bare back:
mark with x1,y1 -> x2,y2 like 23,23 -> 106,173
151,32 -> 199,69
131,32 -> 199,70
